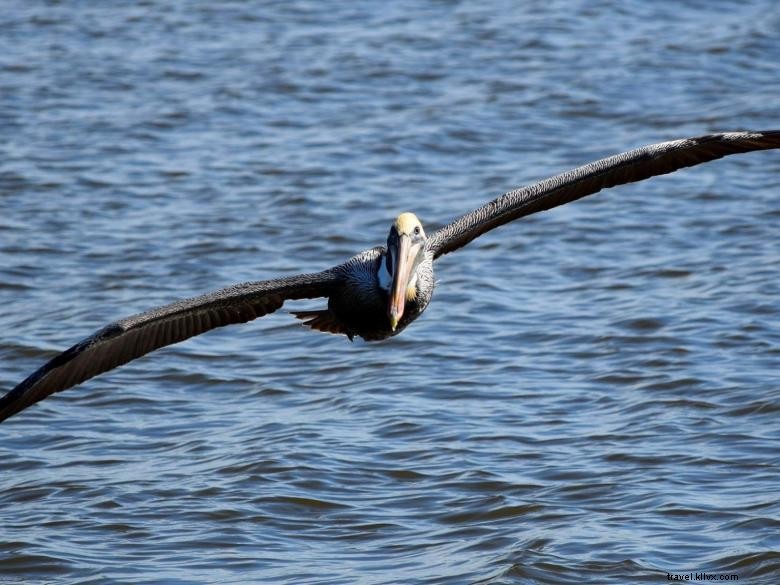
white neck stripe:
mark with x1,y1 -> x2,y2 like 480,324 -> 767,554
377,257 -> 393,291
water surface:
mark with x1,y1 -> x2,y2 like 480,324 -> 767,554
1,1 -> 779,583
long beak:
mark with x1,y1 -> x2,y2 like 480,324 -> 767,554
388,234 -> 415,331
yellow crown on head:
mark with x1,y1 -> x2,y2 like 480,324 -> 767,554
394,212 -> 423,236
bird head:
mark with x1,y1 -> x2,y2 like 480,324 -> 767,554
386,212 -> 427,331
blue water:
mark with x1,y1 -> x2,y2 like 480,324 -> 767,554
1,1 -> 779,583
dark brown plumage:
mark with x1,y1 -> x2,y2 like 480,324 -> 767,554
1,130 -> 778,423
1,272 -> 340,421
428,131 -> 780,258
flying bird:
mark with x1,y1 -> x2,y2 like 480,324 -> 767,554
1,130 -> 779,422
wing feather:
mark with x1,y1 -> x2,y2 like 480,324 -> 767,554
427,130 -> 780,259
0,270 -> 340,422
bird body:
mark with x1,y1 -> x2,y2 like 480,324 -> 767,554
293,245 -> 434,341
1,130 -> 779,422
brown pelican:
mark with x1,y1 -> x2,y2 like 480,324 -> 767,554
1,130 -> 778,422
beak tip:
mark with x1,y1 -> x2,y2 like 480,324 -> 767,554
389,315 -> 399,331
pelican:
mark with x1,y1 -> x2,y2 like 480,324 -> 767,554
1,130 -> 778,422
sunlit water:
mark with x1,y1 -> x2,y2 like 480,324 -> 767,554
1,1 -> 779,583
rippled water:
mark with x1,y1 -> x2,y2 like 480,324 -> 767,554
1,1 -> 779,583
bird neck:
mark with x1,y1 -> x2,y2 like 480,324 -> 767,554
377,253 -> 418,298
377,254 -> 393,291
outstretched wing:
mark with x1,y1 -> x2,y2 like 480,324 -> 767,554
0,270 -> 340,422
427,130 -> 780,259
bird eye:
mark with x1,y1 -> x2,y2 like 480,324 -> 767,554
414,226 -> 420,235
